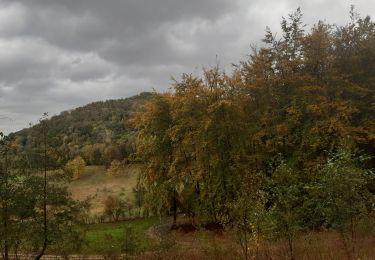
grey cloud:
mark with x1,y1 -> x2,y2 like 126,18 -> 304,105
56,54 -> 117,83
0,0 -> 237,53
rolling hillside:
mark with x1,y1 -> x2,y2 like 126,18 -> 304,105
11,92 -> 154,166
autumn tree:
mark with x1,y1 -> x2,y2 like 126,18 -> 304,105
104,195 -> 127,222
133,94 -> 177,224
65,156 -> 86,180
106,160 -> 125,176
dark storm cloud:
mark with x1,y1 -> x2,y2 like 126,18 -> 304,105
0,0 -> 236,54
0,0 -> 374,133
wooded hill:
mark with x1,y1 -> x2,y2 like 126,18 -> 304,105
10,92 -> 154,166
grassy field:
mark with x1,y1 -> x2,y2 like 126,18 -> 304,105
69,164 -> 141,214
80,216 -> 235,257
81,217 -> 162,254
79,216 -> 375,259
65,164 -> 163,255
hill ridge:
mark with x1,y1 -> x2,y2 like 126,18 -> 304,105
12,92 -> 154,166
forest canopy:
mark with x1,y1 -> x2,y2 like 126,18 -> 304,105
133,7 -> 375,246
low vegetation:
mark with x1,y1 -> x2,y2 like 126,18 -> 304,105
82,217 -> 160,255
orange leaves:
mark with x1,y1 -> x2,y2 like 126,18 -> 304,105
302,85 -> 325,95
334,100 -> 357,121
286,106 -> 302,122
307,104 -> 323,117
275,123 -> 289,136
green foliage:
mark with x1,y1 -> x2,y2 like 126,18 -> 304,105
267,162 -> 303,260
121,225 -> 141,254
133,176 -> 146,217
317,149 -> 374,232
83,217 -> 159,254
268,162 -> 303,239
0,129 -> 86,257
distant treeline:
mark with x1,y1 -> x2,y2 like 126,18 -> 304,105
10,92 -> 154,166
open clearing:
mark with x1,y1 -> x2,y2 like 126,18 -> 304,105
69,165 -> 141,214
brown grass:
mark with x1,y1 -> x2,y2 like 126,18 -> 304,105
68,164 -> 140,214
141,218 -> 375,260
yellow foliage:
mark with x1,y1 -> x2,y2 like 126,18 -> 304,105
106,160 -> 125,176
286,106 -> 302,122
65,156 -> 86,180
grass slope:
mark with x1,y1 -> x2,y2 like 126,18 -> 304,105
69,165 -> 141,215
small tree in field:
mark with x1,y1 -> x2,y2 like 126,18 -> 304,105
65,156 -> 86,180
106,160 -> 125,176
231,193 -> 268,260
269,161 -> 303,260
318,149 -> 375,258
104,195 -> 127,222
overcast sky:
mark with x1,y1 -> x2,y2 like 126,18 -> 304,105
0,0 -> 374,133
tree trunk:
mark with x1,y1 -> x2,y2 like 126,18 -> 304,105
288,236 -> 294,260
172,189 -> 177,227
34,166 -> 47,260
3,203 -> 9,260
3,146 -> 9,260
34,120 -> 48,260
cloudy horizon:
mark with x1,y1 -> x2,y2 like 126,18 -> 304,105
0,0 -> 374,134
